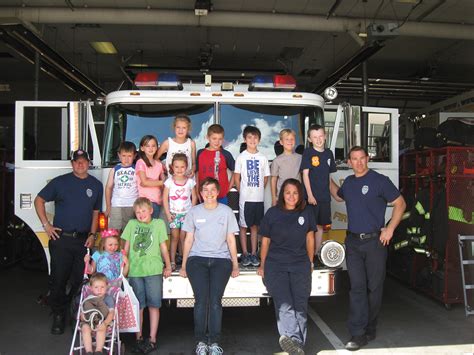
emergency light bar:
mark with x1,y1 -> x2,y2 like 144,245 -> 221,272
249,75 -> 297,91
134,72 -> 183,90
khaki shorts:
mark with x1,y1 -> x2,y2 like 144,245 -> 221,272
109,206 -> 135,230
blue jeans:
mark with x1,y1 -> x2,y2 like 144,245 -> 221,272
187,256 -> 232,344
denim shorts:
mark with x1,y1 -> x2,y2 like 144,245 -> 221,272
128,275 -> 163,309
151,202 -> 161,219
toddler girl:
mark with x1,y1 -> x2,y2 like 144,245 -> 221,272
163,153 -> 197,270
84,229 -> 129,279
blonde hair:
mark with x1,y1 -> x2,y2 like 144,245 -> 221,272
98,233 -> 120,253
90,272 -> 108,286
133,197 -> 153,210
173,114 -> 192,132
279,128 -> 296,140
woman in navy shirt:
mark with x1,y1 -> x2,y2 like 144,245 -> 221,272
257,178 -> 316,355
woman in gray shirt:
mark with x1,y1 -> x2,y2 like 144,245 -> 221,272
180,177 -> 240,355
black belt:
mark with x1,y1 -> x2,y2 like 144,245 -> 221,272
347,231 -> 380,240
60,231 -> 89,239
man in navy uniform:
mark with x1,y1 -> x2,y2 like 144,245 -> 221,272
337,146 -> 406,351
34,149 -> 103,334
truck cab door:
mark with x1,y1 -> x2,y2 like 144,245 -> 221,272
324,104 -> 399,234
14,101 -> 101,263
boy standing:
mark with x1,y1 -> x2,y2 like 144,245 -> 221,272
270,129 -> 302,206
80,272 -> 115,355
234,126 -> 271,267
105,141 -> 138,230
122,197 -> 172,354
301,124 -> 340,255
196,124 -> 235,205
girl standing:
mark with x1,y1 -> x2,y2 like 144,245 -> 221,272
84,229 -> 129,279
136,135 -> 165,219
163,153 -> 197,270
157,114 -> 196,177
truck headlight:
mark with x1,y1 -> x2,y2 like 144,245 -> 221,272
318,240 -> 345,268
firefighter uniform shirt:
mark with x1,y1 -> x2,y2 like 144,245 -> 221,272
259,205 -> 317,269
38,172 -> 103,233
337,169 -> 400,234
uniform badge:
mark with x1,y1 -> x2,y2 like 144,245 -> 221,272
311,156 -> 320,167
86,188 -> 93,197
298,216 -> 305,225
361,185 -> 369,195
327,158 -> 331,166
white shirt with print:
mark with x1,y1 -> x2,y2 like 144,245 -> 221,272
235,150 -> 271,202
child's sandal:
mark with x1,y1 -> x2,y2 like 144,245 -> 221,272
171,262 -> 176,271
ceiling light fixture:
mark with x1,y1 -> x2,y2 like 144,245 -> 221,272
195,0 -> 211,16
90,41 -> 117,54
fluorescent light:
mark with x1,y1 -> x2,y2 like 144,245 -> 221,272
128,63 -> 149,68
90,42 -> 117,54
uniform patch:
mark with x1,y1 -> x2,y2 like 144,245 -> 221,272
327,158 -> 331,166
361,185 -> 369,195
311,156 -> 320,167
298,216 -> 305,225
86,188 -> 93,197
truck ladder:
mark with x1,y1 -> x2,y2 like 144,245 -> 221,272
458,234 -> 474,316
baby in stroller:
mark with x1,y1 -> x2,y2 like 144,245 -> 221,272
80,273 -> 116,355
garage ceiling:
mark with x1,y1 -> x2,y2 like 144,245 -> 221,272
0,0 -> 473,112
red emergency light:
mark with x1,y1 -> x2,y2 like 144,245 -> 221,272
249,74 -> 297,91
134,72 -> 183,90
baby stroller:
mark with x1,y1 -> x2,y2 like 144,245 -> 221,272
69,272 -> 124,354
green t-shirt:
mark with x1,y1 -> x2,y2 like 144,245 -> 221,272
121,218 -> 168,277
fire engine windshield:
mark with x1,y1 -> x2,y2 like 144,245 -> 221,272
219,104 -> 323,160
103,103 -> 214,166
103,102 -> 323,166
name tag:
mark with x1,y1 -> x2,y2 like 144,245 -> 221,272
196,219 -> 206,223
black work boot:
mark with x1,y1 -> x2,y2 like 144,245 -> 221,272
345,335 -> 368,351
51,313 -> 65,335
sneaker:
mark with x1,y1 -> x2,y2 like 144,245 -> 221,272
250,254 -> 260,267
176,254 -> 183,265
345,335 -> 368,351
208,343 -> 223,355
279,335 -> 305,355
131,338 -> 145,353
171,262 -> 177,271
141,338 -> 158,354
241,253 -> 251,267
195,341 -> 208,355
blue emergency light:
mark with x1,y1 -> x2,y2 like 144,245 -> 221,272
249,75 -> 297,91
134,72 -> 183,90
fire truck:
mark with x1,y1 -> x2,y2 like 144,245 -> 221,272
14,73 -> 399,306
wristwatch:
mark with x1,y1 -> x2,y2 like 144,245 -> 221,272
42,221 -> 50,228
88,232 -> 97,240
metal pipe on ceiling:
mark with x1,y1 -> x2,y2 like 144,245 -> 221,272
0,7 -> 474,41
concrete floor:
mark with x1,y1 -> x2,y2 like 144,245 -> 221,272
0,266 -> 473,355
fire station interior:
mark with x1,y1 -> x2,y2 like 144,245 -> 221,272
1,1 -> 473,354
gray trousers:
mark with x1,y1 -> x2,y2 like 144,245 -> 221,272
264,263 -> 312,345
